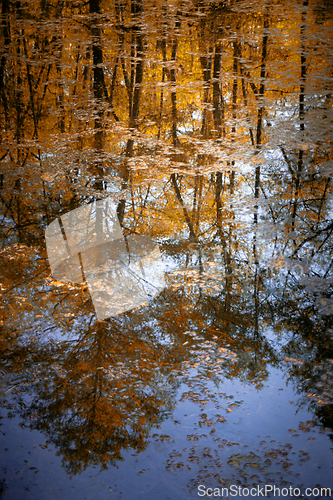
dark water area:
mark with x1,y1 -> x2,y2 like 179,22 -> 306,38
1,0 -> 333,498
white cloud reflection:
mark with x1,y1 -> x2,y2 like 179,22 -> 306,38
45,198 -> 164,320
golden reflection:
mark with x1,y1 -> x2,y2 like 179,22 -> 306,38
0,0 -> 333,479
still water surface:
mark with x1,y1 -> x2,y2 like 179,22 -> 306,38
1,0 -> 333,498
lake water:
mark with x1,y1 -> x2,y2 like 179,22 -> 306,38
1,0 -> 333,498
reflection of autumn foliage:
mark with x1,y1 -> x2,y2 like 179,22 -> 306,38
1,231 -> 332,473
0,250 -> 289,476
0,0 -> 333,481
19,320 -> 180,474
156,283 -> 278,389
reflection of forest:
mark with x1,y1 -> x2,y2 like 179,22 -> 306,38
1,0 -> 333,474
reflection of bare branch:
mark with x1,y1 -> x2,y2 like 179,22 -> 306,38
260,183 -> 276,224
171,174 -> 196,241
280,146 -> 296,180
317,177 -> 331,221
239,59 -> 258,98
136,185 -> 151,230
121,55 -> 132,96
109,55 -> 119,111
324,258 -> 333,279
248,79 -> 258,98
0,152 -> 8,163
291,220 -> 333,257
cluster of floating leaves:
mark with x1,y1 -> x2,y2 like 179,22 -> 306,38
167,266 -> 226,294
306,357 -> 333,407
180,335 -> 238,385
165,422 -> 332,493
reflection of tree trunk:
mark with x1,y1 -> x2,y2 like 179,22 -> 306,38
82,48 -> 91,145
90,0 -> 106,189
255,17 -> 268,149
212,43 -> 223,135
229,41 -> 241,190
170,22 -> 180,146
231,41 -> 240,137
192,174 -> 203,231
125,0 -> 144,130
129,32 -> 144,129
254,14 -> 269,227
211,39 -> 231,284
157,36 -> 167,140
0,0 -> 10,126
90,0 -> 104,124
15,39 -> 23,153
199,20 -> 211,138
118,1 -> 144,224
56,48 -> 65,134
54,1 -> 66,134
214,171 -> 232,296
252,14 -> 268,331
292,1 -> 308,235
0,1 -> 11,216
240,63 -> 254,146
125,0 -> 144,155
116,151 -> 129,226
253,261 -> 259,336
129,36 -> 144,125
215,172 -> 223,233
0,2 -> 25,239
69,48 -> 81,133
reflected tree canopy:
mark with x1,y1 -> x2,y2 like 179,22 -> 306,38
1,0 -> 333,481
